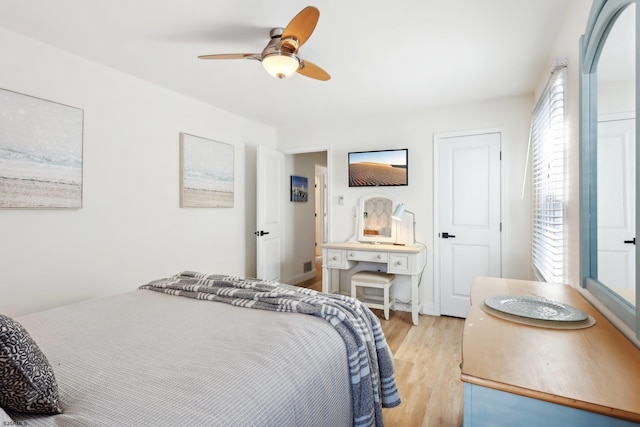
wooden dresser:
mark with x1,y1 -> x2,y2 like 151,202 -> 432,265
461,276 -> 640,426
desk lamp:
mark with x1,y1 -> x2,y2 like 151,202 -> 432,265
392,203 -> 416,246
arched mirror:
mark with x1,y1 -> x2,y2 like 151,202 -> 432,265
596,2 -> 636,306
356,193 -> 397,244
580,0 -> 638,337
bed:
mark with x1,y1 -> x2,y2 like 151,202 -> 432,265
1,272 -> 400,426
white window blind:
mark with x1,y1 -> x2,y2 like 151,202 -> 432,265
531,67 -> 566,283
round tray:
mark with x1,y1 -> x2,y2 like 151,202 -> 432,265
484,295 -> 588,322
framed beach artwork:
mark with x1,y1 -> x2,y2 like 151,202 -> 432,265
180,133 -> 234,208
290,175 -> 308,202
0,88 -> 84,208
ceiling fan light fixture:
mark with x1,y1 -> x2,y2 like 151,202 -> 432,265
198,7 -> 329,81
262,52 -> 300,79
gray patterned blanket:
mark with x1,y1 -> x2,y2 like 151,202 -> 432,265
139,271 -> 401,427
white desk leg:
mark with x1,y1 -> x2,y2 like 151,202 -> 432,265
322,265 -> 330,294
411,274 -> 420,326
322,266 -> 341,294
330,269 -> 340,294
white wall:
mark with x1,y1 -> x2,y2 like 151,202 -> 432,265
599,79 -> 636,115
277,94 -> 535,314
282,151 -> 327,284
0,28 -> 276,317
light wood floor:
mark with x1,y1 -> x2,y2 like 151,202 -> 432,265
298,268 -> 465,427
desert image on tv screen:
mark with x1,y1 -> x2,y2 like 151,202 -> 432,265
349,149 -> 407,187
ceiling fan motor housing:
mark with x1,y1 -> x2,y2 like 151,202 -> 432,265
261,27 -> 301,79
198,7 -> 329,81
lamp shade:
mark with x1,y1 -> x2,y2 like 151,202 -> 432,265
392,203 -> 406,221
262,53 -> 300,79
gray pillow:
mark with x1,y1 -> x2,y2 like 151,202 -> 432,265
0,314 -> 62,414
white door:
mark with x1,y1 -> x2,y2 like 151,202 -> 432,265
597,117 -> 636,294
256,145 -> 284,281
314,170 -> 327,258
437,131 -> 502,318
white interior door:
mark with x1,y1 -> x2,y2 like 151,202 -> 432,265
256,145 -> 284,281
314,170 -> 328,258
437,131 -> 502,318
597,117 -> 636,294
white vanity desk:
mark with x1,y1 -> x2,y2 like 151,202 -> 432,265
321,242 -> 426,325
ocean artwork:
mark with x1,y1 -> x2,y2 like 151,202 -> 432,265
0,89 -> 83,208
180,133 -> 234,208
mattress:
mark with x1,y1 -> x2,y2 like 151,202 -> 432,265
8,289 -> 352,426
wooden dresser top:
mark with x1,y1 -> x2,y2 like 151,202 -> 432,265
461,276 -> 640,423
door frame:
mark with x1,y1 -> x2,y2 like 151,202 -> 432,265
282,144 -> 333,259
433,128 -> 504,315
315,166 -> 328,259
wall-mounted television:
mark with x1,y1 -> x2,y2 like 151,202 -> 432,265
348,148 -> 408,187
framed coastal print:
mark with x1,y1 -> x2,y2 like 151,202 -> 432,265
290,175 -> 308,202
0,88 -> 84,208
180,133 -> 234,208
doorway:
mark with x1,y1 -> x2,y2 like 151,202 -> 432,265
435,130 -> 502,318
280,149 -> 329,285
315,165 -> 328,263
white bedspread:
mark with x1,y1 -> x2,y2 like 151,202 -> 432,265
9,290 -> 352,426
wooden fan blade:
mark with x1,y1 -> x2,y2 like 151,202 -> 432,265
297,60 -> 330,81
198,53 -> 261,60
281,6 -> 319,49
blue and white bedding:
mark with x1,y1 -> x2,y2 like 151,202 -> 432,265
8,272 -> 400,427
141,271 -> 401,427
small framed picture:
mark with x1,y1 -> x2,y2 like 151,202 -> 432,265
290,175 -> 308,202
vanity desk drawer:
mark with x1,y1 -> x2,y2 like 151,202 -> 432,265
347,250 -> 388,263
388,254 -> 411,274
325,249 -> 348,268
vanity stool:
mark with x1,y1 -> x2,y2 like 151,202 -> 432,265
351,271 -> 395,320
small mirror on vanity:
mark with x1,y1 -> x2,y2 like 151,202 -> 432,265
356,193 -> 397,244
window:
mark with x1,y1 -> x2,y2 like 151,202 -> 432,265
531,67 -> 566,283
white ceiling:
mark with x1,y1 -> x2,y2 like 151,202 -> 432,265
0,0 -> 575,129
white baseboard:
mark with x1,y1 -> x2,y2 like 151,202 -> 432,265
284,269 -> 317,286
391,300 -> 439,316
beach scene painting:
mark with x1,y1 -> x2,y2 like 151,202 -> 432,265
0,88 -> 83,208
348,148 -> 408,187
180,133 -> 234,208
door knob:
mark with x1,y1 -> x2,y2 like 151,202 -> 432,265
441,232 -> 456,239
624,237 -> 636,245
254,230 -> 270,236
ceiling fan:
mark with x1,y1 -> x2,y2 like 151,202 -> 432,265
198,6 -> 330,81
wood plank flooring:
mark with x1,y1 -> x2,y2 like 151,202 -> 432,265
297,268 -> 465,427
